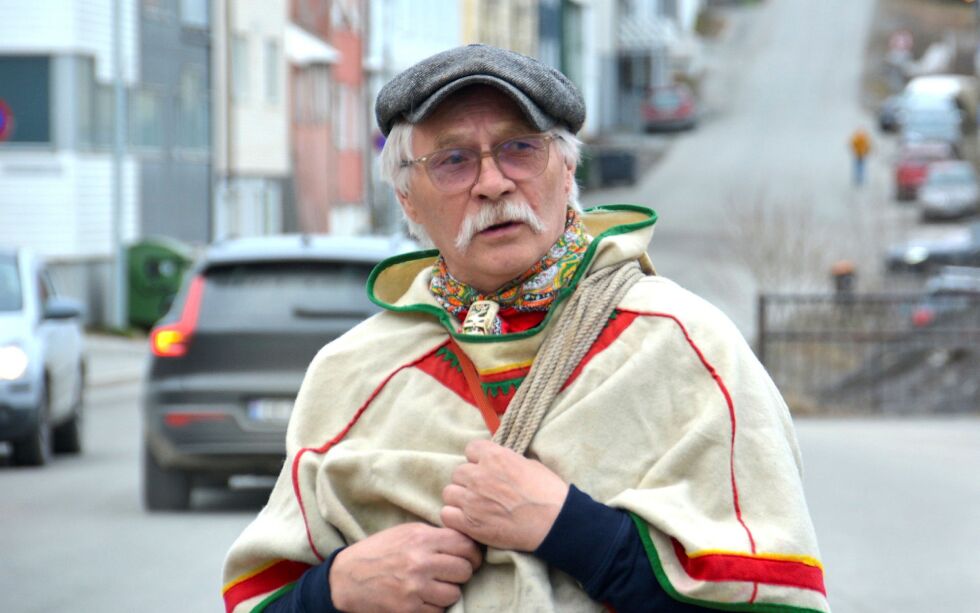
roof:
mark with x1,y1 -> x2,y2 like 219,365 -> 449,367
285,23 -> 339,66
202,234 -> 420,267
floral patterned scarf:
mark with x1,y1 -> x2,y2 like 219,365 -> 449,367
429,208 -> 592,334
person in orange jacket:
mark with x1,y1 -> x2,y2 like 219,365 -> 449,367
850,128 -> 872,186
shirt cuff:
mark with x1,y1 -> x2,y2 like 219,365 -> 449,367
294,547 -> 345,612
532,484 -> 632,594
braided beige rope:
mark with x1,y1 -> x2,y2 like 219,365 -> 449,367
492,261 -> 645,454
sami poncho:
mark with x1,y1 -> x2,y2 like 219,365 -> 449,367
222,205 -> 830,613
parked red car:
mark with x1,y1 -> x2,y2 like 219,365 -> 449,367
894,141 -> 956,201
643,83 -> 698,132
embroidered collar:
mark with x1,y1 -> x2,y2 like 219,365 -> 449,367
429,207 -> 592,334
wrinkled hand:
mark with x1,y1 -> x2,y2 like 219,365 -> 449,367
441,439 -> 569,552
329,522 -> 482,613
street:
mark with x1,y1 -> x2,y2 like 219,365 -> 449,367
584,0 -> 920,341
1,0 -> 978,611
1,351 -> 978,612
0,379 -> 263,613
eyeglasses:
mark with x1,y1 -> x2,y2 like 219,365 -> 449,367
400,133 -> 556,194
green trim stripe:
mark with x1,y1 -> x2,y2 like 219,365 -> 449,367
366,205 -> 657,344
482,377 -> 524,397
629,514 -> 825,613
435,345 -> 462,373
250,583 -> 297,612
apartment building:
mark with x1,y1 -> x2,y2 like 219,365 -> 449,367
0,0 -> 140,323
211,0 -> 291,240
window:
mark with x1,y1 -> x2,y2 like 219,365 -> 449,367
177,64 -> 209,150
131,89 -> 165,149
0,255 -> 22,312
179,0 -> 209,28
265,40 -> 280,104
75,57 -> 116,149
143,0 -> 176,22
0,56 -> 51,145
198,262 -> 378,332
231,35 -> 249,103
336,84 -> 362,151
293,66 -> 330,123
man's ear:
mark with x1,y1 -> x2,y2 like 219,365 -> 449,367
396,189 -> 420,224
564,161 -> 576,197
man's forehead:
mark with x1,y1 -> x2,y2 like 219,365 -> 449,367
418,86 -> 535,146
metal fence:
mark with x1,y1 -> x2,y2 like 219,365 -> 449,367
757,293 -> 980,414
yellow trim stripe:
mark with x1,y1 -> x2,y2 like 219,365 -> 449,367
688,549 -> 824,571
478,360 -> 533,376
221,559 -> 280,594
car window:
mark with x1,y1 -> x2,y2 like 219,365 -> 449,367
927,167 -> 975,185
197,261 -> 379,331
40,268 -> 56,300
651,91 -> 681,107
0,255 -> 23,312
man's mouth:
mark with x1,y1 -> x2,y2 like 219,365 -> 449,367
481,221 -> 521,233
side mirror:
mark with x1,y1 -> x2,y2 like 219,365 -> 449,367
44,297 -> 84,320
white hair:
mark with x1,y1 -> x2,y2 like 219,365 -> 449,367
379,121 -> 583,246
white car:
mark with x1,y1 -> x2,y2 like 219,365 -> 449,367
918,160 -> 980,221
0,248 -> 86,465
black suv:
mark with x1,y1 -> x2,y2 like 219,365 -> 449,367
142,234 -> 416,510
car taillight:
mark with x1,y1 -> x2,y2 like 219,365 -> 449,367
912,307 -> 935,328
150,275 -> 204,358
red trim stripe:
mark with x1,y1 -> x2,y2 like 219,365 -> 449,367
290,342 -> 445,561
622,309 -> 757,554
222,560 -> 311,612
561,310 -> 640,390
672,539 -> 826,595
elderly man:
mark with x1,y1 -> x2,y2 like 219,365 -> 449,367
222,45 -> 830,613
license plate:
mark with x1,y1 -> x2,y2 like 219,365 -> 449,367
247,398 -> 294,423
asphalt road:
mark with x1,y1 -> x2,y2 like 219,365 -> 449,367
0,381 -> 263,613
795,417 -> 980,613
1,378 -> 977,612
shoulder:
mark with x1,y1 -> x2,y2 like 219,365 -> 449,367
619,275 -> 747,346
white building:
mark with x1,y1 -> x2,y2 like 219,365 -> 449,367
365,0 -> 463,234
0,0 -> 140,324
211,0 -> 291,240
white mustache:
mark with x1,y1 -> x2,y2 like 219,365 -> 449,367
455,201 -> 544,251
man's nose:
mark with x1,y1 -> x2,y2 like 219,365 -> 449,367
471,152 -> 516,201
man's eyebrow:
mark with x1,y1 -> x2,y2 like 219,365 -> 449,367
433,123 -> 532,149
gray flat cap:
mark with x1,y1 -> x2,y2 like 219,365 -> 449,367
375,44 -> 585,137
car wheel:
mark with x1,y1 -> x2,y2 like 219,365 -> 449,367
143,444 -> 191,511
12,384 -> 52,466
53,364 -> 85,454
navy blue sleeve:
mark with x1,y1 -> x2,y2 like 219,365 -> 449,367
533,485 -> 715,612
262,548 -> 344,613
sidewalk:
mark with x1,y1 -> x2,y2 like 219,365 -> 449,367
84,332 -> 150,387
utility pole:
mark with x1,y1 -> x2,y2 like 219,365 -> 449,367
111,0 -> 127,330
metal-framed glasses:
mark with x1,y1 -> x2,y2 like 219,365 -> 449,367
400,133 -> 556,194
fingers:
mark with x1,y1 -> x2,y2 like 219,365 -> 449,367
432,526 -> 483,570
417,578 -> 462,609
449,461 -> 479,488
428,552 -> 476,584
440,504 -> 469,538
464,438 -> 495,462
442,482 -> 467,508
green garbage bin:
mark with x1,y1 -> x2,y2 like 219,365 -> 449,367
127,237 -> 194,329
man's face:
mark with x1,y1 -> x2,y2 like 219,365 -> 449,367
396,86 -> 575,293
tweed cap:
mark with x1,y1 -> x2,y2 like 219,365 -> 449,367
375,44 -> 585,137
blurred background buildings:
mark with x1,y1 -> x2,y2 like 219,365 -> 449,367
0,0 -> 706,325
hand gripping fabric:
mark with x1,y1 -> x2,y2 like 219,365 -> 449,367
492,261 -> 645,454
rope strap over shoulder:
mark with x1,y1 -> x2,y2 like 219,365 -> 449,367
492,261 -> 646,454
